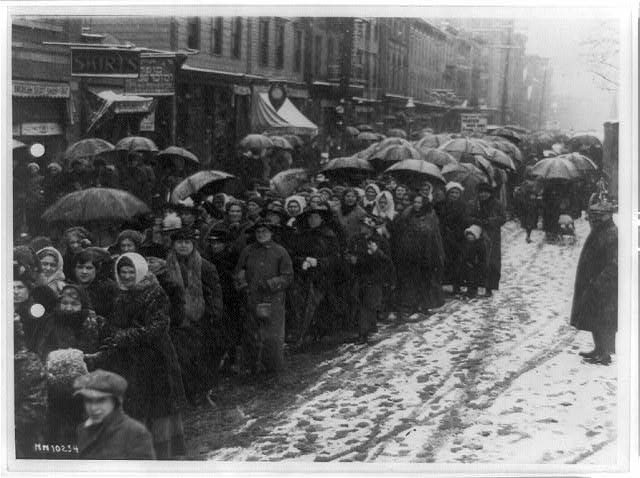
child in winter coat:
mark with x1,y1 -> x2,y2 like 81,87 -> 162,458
458,225 -> 488,298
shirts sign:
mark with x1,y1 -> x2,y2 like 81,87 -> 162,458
460,114 -> 487,135
71,48 -> 140,78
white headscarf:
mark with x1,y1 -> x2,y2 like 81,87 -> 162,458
372,190 -> 396,220
115,252 -> 149,290
363,183 -> 381,208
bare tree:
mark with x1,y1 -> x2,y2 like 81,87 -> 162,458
580,20 -> 619,91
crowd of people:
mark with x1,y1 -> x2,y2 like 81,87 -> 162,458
12,129 -> 610,461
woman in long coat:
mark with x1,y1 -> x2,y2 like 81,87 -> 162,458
391,194 -> 445,314
165,227 -> 224,400
334,188 -> 367,242
570,202 -> 617,365
468,183 -> 506,296
437,182 -> 470,290
97,252 -> 187,459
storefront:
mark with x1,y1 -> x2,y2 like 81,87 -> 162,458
12,80 -> 71,163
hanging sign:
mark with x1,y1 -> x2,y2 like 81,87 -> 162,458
460,114 -> 487,135
71,48 -> 140,78
139,111 -> 156,132
125,56 -> 175,95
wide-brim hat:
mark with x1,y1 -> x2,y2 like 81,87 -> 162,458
588,200 -> 617,215
170,227 -> 199,242
297,205 -> 333,224
246,218 -> 277,234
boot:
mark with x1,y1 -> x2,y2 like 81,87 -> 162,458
579,349 -> 599,358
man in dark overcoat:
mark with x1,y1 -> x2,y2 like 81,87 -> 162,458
570,201 -> 617,365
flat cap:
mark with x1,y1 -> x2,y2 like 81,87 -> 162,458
73,369 -> 128,400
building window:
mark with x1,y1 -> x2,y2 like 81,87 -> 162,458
232,17 -> 242,59
314,35 -> 322,76
275,22 -> 285,69
212,17 -> 223,55
365,21 -> 371,44
294,29 -> 302,72
259,18 -> 270,66
374,22 -> 378,41
187,17 -> 200,50
327,37 -> 334,66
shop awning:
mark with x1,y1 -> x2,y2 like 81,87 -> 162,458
87,89 -> 156,133
253,92 -> 317,136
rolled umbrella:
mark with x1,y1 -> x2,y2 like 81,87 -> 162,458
356,124 -> 374,132
439,138 -> 489,161
557,152 -> 598,172
420,148 -> 458,168
156,146 -> 200,166
345,126 -> 360,136
269,168 -> 309,197
64,138 -> 115,163
485,147 -> 516,170
239,134 -> 274,151
386,128 -> 407,139
385,159 -> 446,184
269,136 -> 294,151
114,136 -> 158,153
42,188 -> 150,224
531,156 -> 580,180
170,170 -> 238,203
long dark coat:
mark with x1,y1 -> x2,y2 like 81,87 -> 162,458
570,218 -> 618,333
98,274 -> 187,422
391,205 -> 445,310
436,198 -> 470,284
468,197 -> 506,290
77,407 -> 155,459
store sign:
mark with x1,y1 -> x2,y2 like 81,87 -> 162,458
139,111 -> 156,132
460,114 -> 487,135
71,48 -> 140,78
19,122 -> 64,136
12,80 -> 70,98
125,56 -> 175,95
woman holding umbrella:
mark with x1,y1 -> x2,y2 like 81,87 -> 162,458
468,183 -> 506,297
390,192 -> 445,315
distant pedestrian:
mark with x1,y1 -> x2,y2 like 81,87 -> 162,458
74,370 -> 155,460
570,201 -> 617,365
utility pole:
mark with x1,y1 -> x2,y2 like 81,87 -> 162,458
537,65 -> 547,129
500,27 -> 511,125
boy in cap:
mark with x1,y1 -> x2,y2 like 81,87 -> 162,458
74,370 -> 155,459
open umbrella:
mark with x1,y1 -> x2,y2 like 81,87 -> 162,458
355,142 -> 380,160
64,138 -> 115,163
372,137 -> 412,154
439,138 -> 489,161
414,133 -> 448,150
42,188 -> 150,223
489,137 -> 523,163
568,133 -> 602,151
322,156 -> 373,173
420,148 -> 458,168
493,128 -> 522,145
357,131 -> 379,142
484,147 -> 516,170
239,134 -> 274,151
557,152 -> 598,172
269,136 -> 294,151
370,144 -> 421,171
156,146 -> 200,166
385,159 -> 446,184
270,168 -> 309,197
12,139 -> 27,150
282,134 -> 304,148
356,124 -> 374,132
170,170 -> 237,203
442,163 -> 490,200
115,136 -> 158,153
386,128 -> 407,139
459,153 -> 495,183
531,156 -> 580,180
345,126 -> 360,136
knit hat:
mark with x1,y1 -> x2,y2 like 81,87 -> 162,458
74,369 -> 128,402
445,181 -> 465,193
464,225 -> 483,240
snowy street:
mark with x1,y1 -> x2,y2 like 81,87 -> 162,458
185,218 -> 617,464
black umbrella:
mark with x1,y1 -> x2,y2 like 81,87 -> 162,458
170,170 -> 238,202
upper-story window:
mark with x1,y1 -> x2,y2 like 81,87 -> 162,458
212,17 -> 223,55
294,29 -> 302,72
187,17 -> 201,50
275,21 -> 285,69
259,18 -> 270,66
314,35 -> 322,76
231,17 -> 242,59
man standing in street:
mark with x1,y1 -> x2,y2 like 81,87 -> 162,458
570,200 -> 618,365
235,219 -> 293,374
